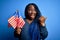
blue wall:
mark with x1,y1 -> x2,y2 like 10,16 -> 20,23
0,0 -> 60,40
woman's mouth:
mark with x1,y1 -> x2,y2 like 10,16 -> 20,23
30,14 -> 36,19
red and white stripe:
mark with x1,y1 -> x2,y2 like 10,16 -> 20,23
8,16 -> 17,29
8,16 -> 25,29
17,16 -> 25,28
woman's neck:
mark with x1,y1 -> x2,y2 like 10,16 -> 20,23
26,19 -> 33,24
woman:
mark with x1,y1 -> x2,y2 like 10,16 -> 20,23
14,3 -> 48,40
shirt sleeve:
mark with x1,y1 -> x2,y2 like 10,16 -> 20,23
39,25 -> 48,39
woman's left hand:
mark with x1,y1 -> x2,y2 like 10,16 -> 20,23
39,16 -> 47,26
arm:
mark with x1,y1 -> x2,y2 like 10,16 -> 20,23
40,25 -> 48,39
38,16 -> 48,39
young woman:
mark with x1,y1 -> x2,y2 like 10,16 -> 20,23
14,3 -> 48,40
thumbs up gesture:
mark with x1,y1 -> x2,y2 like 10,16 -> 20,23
39,16 -> 47,26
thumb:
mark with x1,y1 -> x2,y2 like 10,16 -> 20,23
45,17 -> 47,20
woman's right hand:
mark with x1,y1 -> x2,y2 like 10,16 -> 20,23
15,27 -> 21,35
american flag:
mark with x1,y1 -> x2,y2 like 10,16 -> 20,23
8,10 -> 25,29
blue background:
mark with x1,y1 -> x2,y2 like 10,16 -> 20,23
0,0 -> 60,40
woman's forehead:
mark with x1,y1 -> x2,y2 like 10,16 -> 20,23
28,5 -> 35,8
28,5 -> 35,10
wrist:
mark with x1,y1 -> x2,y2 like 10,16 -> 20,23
40,23 -> 45,26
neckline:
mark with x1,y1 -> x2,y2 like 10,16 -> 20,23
25,19 -> 34,25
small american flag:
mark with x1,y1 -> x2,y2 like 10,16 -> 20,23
8,10 -> 25,29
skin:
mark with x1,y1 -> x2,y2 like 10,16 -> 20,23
39,16 -> 47,26
16,5 -> 47,35
27,5 -> 36,20
26,5 -> 37,24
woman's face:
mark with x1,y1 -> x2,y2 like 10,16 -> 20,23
27,5 -> 37,20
